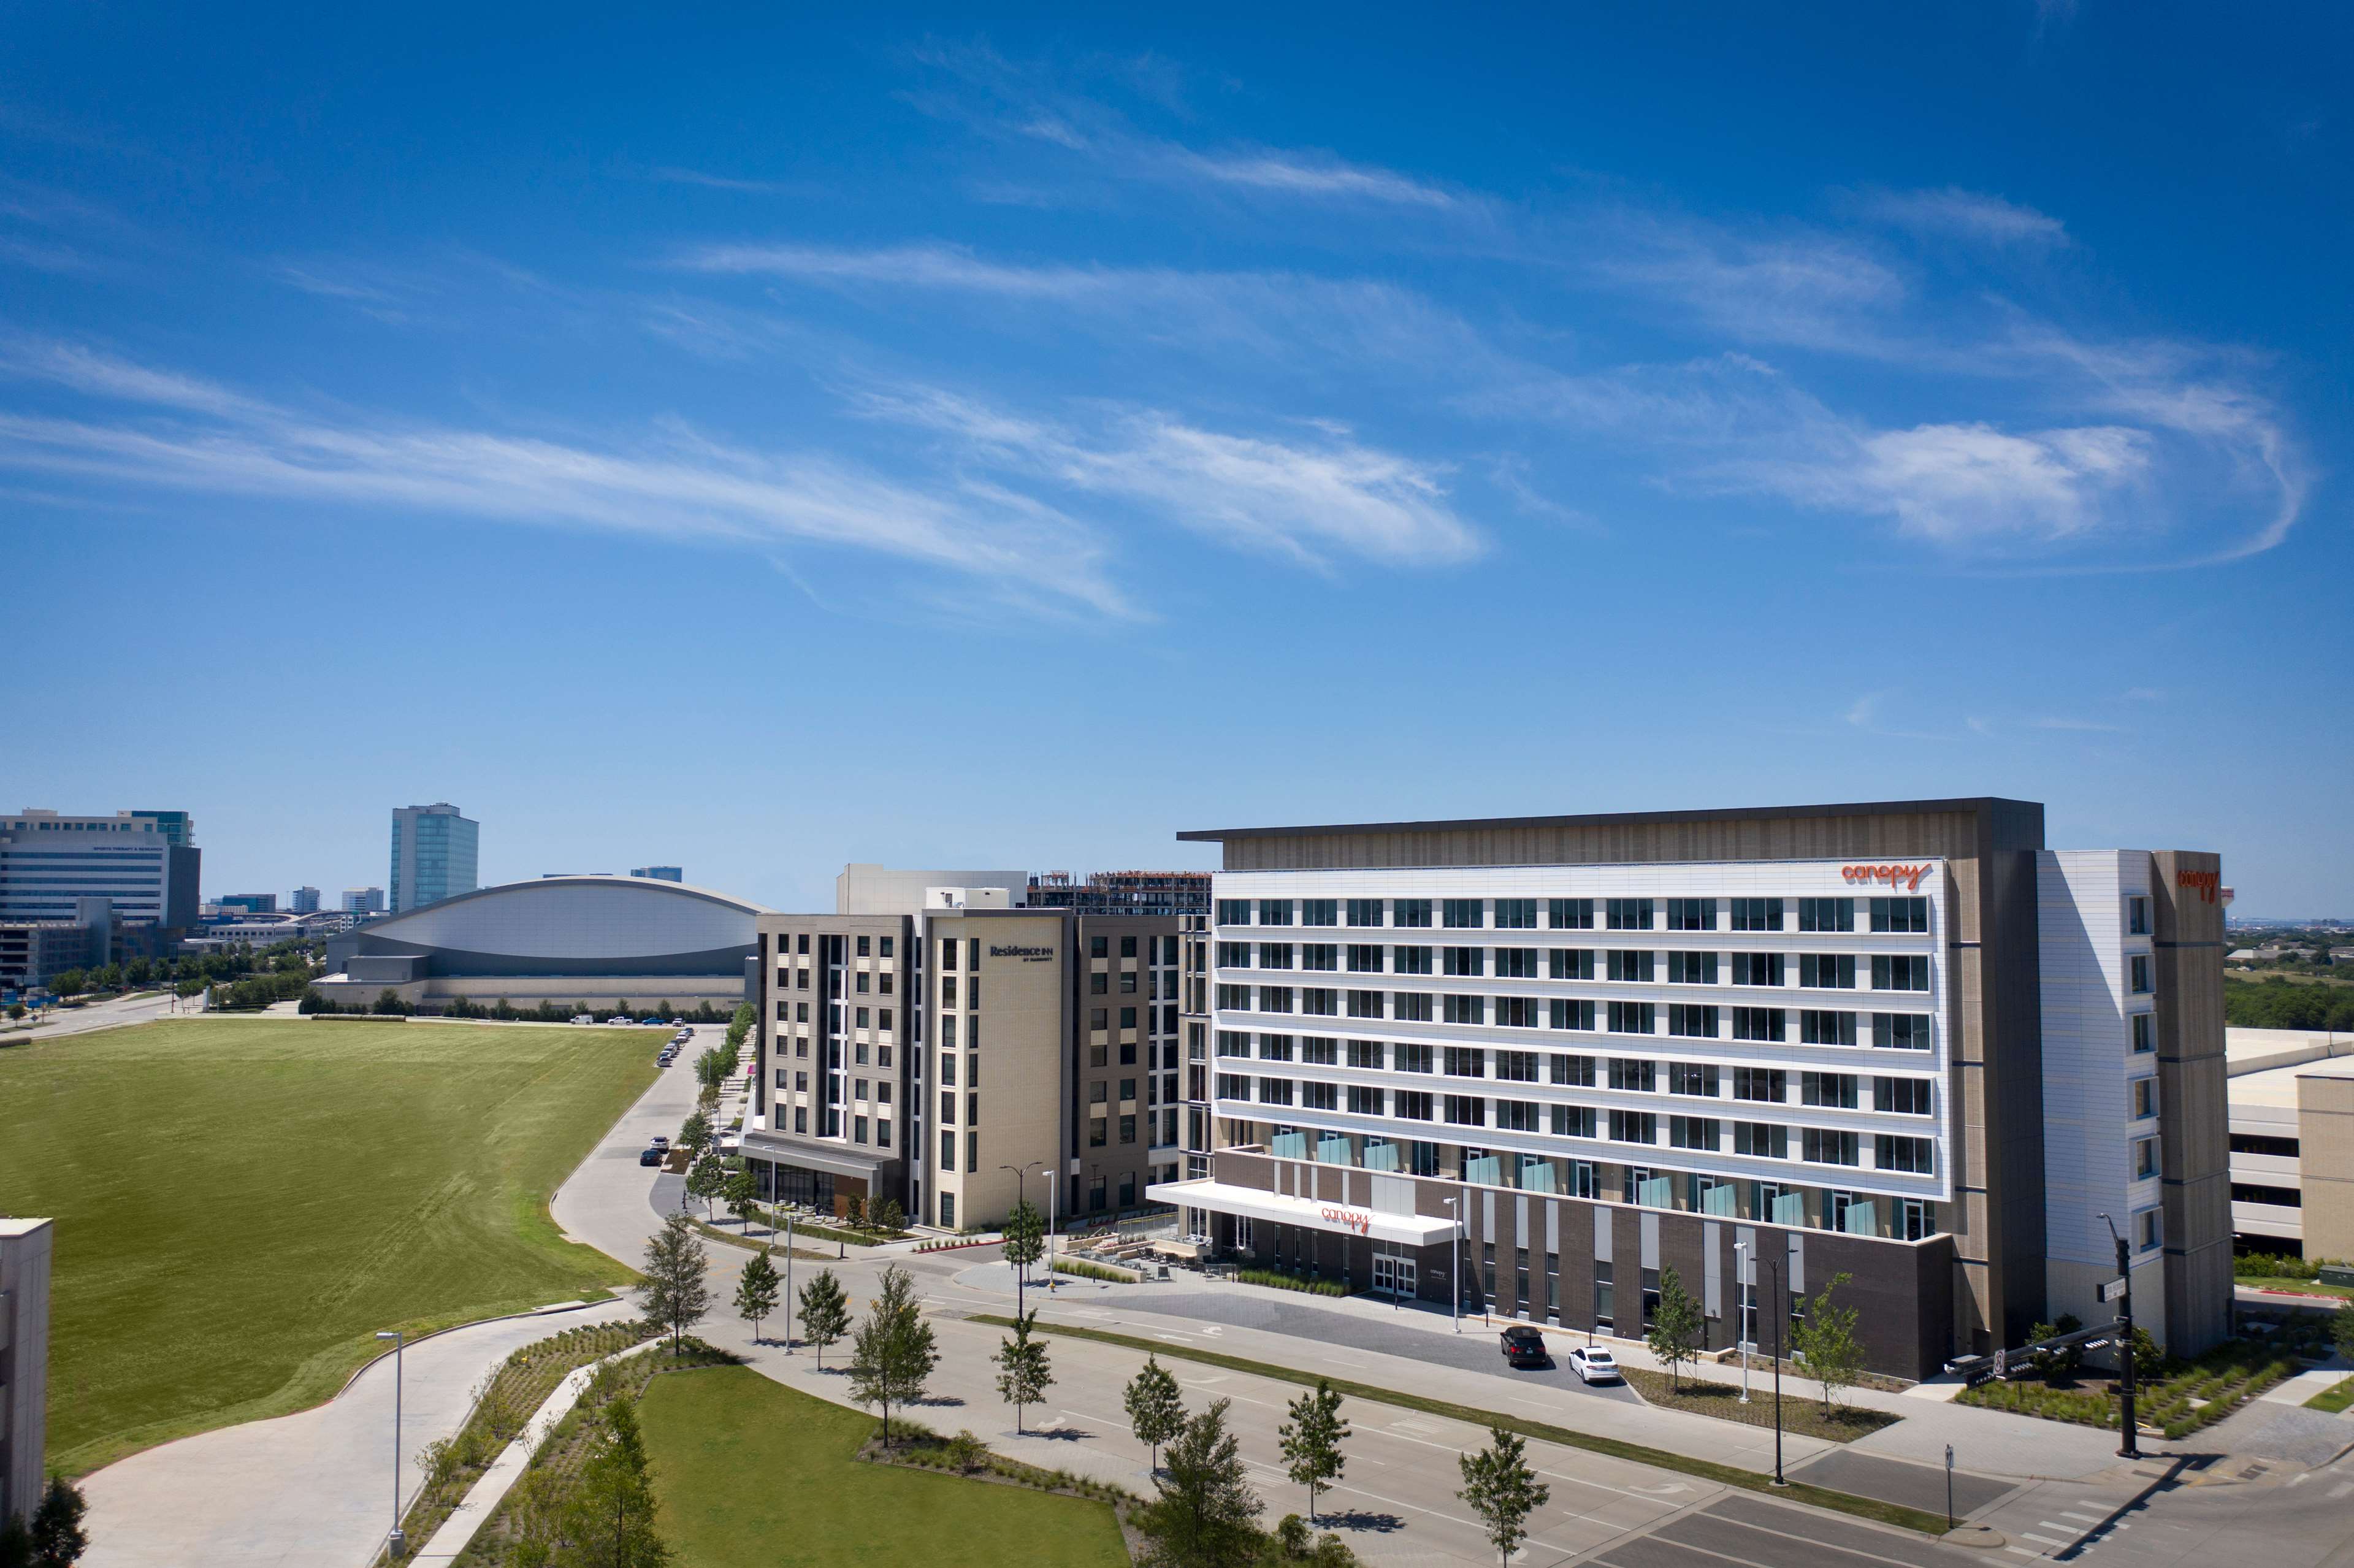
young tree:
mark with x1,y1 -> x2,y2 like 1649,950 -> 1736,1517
686,1153 -> 727,1222
1145,1398 -> 1262,1568
1277,1379 -> 1350,1524
1125,1355 -> 1187,1475
678,1110 -> 713,1163
1647,1266 -> 1703,1391
638,1209 -> 711,1353
28,1476 -> 90,1566
1002,1198 -> 1046,1294
2333,1299 -> 2354,1361
1458,1425 -> 1549,1568
723,1168 -> 759,1228
735,1247 -> 782,1343
844,1193 -> 868,1231
848,1263 -> 938,1447
1790,1271 -> 1862,1415
567,1397 -> 669,1568
798,1268 -> 851,1367
994,1309 -> 1056,1434
871,1196 -> 906,1234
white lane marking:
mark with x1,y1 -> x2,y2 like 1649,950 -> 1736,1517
2077,1499 -> 2109,1509
2021,1532 -> 2068,1547
2329,1480 -> 2354,1499
2059,1510 -> 2103,1522
2288,1472 -> 2310,1488
2006,1550 -> 2040,1559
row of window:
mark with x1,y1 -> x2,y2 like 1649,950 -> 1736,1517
1213,1039 -> 1934,1109
1215,989 -> 1933,1047
1215,895 -> 1931,934
1218,944 -> 1930,991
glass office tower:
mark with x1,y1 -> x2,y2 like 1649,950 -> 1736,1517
389,803 -> 479,914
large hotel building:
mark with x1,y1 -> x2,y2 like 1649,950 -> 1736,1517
1152,798 -> 2231,1378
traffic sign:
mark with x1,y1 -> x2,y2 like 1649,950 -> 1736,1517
2100,1277 -> 2128,1303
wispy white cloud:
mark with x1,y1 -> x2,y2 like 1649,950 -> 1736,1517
1862,186 -> 2069,248
640,166 -> 797,195
1846,692 -> 1883,728
2034,716 -> 2126,732
1158,145 -> 1456,208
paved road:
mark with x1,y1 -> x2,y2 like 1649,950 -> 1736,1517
8,989 -> 192,1041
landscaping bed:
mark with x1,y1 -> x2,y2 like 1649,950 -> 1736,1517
1957,1338 -> 2305,1439
1620,1366 -> 1899,1442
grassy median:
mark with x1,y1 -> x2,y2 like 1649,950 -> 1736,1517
0,1016 -> 662,1475
638,1364 -> 1130,1567
979,1315 -> 1949,1537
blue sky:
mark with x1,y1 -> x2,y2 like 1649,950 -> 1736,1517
6,5 -> 2348,914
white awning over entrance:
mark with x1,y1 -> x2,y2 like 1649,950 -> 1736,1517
1145,1178 -> 1458,1247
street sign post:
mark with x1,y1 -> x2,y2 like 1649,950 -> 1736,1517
1944,1444 -> 1955,1530
2100,1276 -> 2128,1303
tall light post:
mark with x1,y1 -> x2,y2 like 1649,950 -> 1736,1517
1759,1252 -> 1787,1486
1442,1196 -> 1461,1333
1733,1240 -> 1752,1404
1045,1166 -> 1060,1294
2102,1212 -> 2141,1461
1001,1160 -> 1043,1296
783,1209 -> 797,1354
373,1329 -> 407,1557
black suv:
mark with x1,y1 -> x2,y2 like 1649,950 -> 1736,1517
1499,1325 -> 1550,1369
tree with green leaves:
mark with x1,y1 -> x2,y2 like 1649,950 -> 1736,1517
7,1476 -> 91,1567
1789,1270 -> 1862,1415
638,1209 -> 710,1353
686,1153 -> 727,1222
994,1309 -> 1056,1433
1458,1425 -> 1549,1568
735,1247 -> 781,1343
723,1168 -> 759,1228
2333,1299 -> 2354,1361
870,1196 -> 906,1234
1647,1266 -> 1703,1391
1143,1397 -> 1261,1568
1125,1355 -> 1187,1475
1278,1379 -> 1350,1524
844,1193 -> 868,1231
797,1268 -> 850,1367
677,1110 -> 713,1163
1002,1198 -> 1046,1294
697,1045 -> 733,1091
848,1264 -> 938,1447
566,1396 -> 669,1567
49,969 -> 84,998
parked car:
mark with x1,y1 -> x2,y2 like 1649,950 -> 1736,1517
605,1015 -> 633,1026
668,1017 -> 687,1027
638,1146 -> 663,1167
649,1135 -> 670,1150
1499,1325 -> 1551,1369
1567,1345 -> 1621,1384
570,1014 -> 594,1025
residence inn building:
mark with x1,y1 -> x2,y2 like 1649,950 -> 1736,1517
1153,798 -> 2231,1379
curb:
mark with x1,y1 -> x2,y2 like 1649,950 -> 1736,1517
334,1296 -> 627,1399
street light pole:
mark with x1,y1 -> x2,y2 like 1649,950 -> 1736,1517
1046,1166 -> 1059,1293
1734,1241 -> 1752,1404
373,1330 -> 407,1557
1762,1254 -> 1786,1486
2103,1212 -> 2141,1460
1442,1196 -> 1461,1333
784,1210 -> 796,1355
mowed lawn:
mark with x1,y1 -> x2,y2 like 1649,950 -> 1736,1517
639,1365 -> 1129,1568
0,1017 -> 660,1475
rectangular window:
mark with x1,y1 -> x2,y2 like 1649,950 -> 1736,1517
1301,989 -> 1337,1017
1875,1076 -> 1933,1115
1670,1115 -> 1718,1150
1496,1099 -> 1539,1132
1394,898 -> 1433,928
1606,898 -> 1654,931
1799,954 -> 1855,989
1733,1066 -> 1786,1103
1216,1030 -> 1251,1057
852,1115 -> 868,1145
1607,1001 -> 1654,1034
2129,954 -> 2152,995
1346,898 -> 1384,927
942,936 -> 960,968
1217,941 -> 1249,969
1394,945 -> 1434,976
1347,943 -> 1383,973
1442,898 -> 1483,929
1731,1006 -> 1786,1042
1389,1042 -> 1432,1076
1667,1003 -> 1719,1039
1215,1073 -> 1250,1100
1802,1128 -> 1860,1166
1495,1049 -> 1539,1082
1346,1083 -> 1385,1116
1801,1071 -> 1858,1108
1549,947 -> 1595,980
1798,897 -> 1854,933
1089,1115 -> 1108,1146
1396,1089 -> 1435,1120
1301,899 -> 1337,927
1119,1112 -> 1140,1142
1871,954 -> 1930,992
1258,1077 -> 1294,1106
1301,1036 -> 1337,1066
2136,1209 -> 2162,1250
1259,1033 -> 1295,1061
1494,946 -> 1539,979
1347,1039 -> 1384,1069
1608,1057 -> 1655,1093
1258,942 -> 1294,970
1666,951 -> 1716,985
1261,986 -> 1295,1013
941,1130 -> 956,1169
1666,1061 -> 1719,1096
1607,949 -> 1656,982
1874,1134 -> 1933,1174
1870,897 -> 1930,934
1551,1103 -> 1597,1138
1733,1121 -> 1786,1158
1346,989 -> 1384,1018
1548,897 -> 1594,930
1550,1052 -> 1596,1086
1443,1093 -> 1486,1126
1607,1109 -> 1657,1145
1666,898 -> 1716,931
2131,1012 -> 2154,1053
1494,898 -> 1537,930
1443,945 -> 1485,977
1443,994 -> 1486,1025
1729,952 -> 1783,987
1216,899 -> 1252,927
1443,1045 -> 1486,1077
2131,1077 -> 2158,1119
1730,898 -> 1784,932
1871,1012 -> 1931,1050
1802,1008 -> 1856,1046
1549,997 -> 1596,1031
1260,900 -> 1294,926
1394,992 -> 1434,1022
2128,896 -> 2151,936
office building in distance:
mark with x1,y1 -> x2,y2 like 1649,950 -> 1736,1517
289,886 -> 321,913
1028,870 -> 1211,917
389,802 -> 478,914
630,866 -> 684,882
1153,798 -> 2230,1379
0,808 -> 201,972
744,867 -> 1187,1230
343,887 -> 386,914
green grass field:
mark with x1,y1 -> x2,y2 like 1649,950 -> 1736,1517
637,1365 -> 1129,1568
0,1017 -> 661,1475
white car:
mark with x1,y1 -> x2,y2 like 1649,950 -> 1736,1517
570,1014 -> 594,1025
1567,1346 -> 1621,1385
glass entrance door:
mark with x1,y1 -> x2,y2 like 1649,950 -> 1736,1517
1371,1250 -> 1418,1299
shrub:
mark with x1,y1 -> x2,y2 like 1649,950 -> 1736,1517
1236,1267 -> 1347,1297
